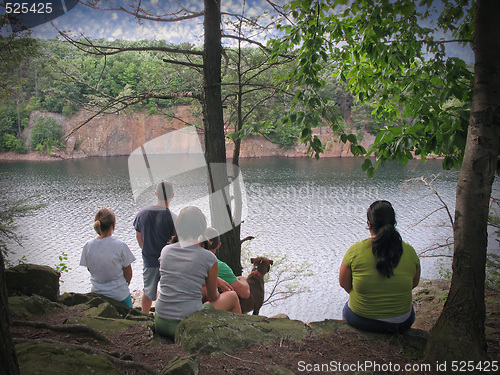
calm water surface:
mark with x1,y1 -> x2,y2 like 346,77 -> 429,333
1,156 -> 496,322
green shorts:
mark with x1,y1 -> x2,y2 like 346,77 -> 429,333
154,304 -> 215,339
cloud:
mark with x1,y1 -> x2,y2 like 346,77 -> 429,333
19,0 -> 473,64
111,27 -> 123,38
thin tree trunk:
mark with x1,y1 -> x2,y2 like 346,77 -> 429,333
426,0 -> 500,366
16,99 -> 22,137
0,252 -> 20,374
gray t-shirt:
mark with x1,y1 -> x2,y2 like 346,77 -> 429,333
155,242 -> 217,321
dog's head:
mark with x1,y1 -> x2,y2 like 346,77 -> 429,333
250,257 -> 274,275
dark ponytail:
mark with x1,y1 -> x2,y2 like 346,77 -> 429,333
367,201 -> 403,278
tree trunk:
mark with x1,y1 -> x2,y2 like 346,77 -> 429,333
0,252 -> 20,374
16,99 -> 22,137
203,0 -> 242,275
425,0 -> 500,366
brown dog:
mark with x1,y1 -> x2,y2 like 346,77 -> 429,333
239,257 -> 273,315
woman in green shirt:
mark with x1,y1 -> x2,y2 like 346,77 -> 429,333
200,227 -> 250,300
339,200 -> 421,333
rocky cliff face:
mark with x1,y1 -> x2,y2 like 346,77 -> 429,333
225,130 -> 375,159
24,107 -> 374,159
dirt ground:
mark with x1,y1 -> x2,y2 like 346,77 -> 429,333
10,288 -> 500,375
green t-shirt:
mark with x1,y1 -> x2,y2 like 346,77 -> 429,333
217,260 -> 238,284
343,238 -> 420,319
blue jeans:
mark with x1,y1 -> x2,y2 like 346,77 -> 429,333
342,302 -> 415,333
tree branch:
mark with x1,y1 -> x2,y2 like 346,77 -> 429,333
162,58 -> 203,69
56,28 -> 203,57
222,34 -> 269,50
80,0 -> 203,23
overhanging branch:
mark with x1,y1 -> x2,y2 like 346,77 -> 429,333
162,58 -> 203,69
56,28 -> 203,57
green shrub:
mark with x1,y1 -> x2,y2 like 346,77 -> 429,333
34,138 -> 65,155
30,117 -> 63,150
2,134 -> 27,154
61,104 -> 73,117
25,97 -> 42,112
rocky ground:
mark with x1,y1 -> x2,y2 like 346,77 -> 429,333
9,280 -> 500,374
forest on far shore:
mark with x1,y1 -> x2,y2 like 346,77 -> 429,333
1,38 -> 387,154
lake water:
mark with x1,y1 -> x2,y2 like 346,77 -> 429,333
1,156 -> 498,322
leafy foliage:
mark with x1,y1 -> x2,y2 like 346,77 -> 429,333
2,134 -> 26,154
30,116 -> 63,151
0,36 -> 389,151
270,0 -> 475,173
0,102 -> 29,151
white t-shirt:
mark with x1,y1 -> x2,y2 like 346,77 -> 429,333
80,236 -> 136,301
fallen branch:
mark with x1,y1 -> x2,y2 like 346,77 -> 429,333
223,351 -> 262,365
12,320 -> 112,344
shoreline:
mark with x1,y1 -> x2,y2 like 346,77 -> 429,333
0,150 -> 443,163
0,149 -> 350,162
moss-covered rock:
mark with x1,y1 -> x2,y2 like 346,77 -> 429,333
161,355 -> 199,375
85,301 -> 121,319
308,319 -> 349,337
60,292 -> 150,320
8,295 -> 65,319
176,310 -> 307,354
6,264 -> 60,301
16,341 -> 121,375
64,316 -> 152,337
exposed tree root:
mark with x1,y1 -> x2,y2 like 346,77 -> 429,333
12,320 -> 112,344
13,337 -> 159,375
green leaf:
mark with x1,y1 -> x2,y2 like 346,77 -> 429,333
361,158 -> 373,171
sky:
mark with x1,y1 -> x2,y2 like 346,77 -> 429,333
1,0 -> 473,62
2,0 -> 285,45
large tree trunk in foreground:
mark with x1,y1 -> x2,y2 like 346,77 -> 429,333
203,0 -> 242,275
0,252 -> 20,374
426,0 -> 500,366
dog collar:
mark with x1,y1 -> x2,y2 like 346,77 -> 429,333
250,270 -> 264,279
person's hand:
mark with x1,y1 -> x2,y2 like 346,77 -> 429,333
217,277 -> 233,292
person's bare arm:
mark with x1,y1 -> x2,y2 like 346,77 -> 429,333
136,231 -> 143,248
412,266 -> 421,289
123,265 -> 133,285
217,277 -> 233,292
205,263 -> 220,302
231,276 -> 250,299
339,261 -> 352,293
